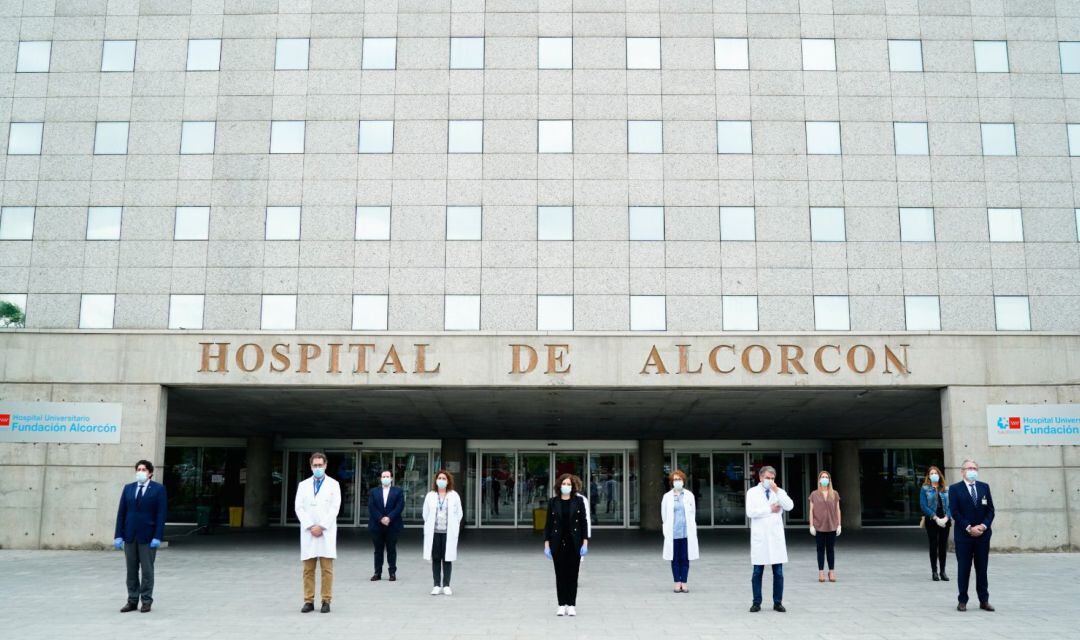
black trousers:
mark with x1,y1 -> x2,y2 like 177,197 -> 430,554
372,527 -> 398,576
124,541 -> 156,603
955,536 -> 991,604
815,531 -> 837,570
431,531 -> 453,587
925,521 -> 951,573
552,542 -> 581,606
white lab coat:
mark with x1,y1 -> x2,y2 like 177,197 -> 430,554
295,475 -> 341,560
578,493 -> 592,537
661,489 -> 700,561
422,490 -> 463,562
745,483 -> 794,565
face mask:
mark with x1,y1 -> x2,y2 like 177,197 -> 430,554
381,477 -> 392,487
761,479 -> 773,488
965,470 -> 978,482
560,485 -> 572,495
135,471 -> 148,484
673,480 -> 684,490
819,477 -> 829,487
929,473 -> 940,483
436,479 -> 448,489
312,467 -> 325,479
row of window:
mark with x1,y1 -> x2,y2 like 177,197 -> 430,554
0,292 -> 1036,332
2,205 -> 1074,243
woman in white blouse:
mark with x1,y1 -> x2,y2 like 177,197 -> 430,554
422,469 -> 463,595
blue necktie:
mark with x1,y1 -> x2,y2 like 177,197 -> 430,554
969,483 -> 977,503
765,488 -> 771,500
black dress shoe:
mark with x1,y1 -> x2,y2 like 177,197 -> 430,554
932,572 -> 939,581
980,602 -> 995,612
370,574 -> 381,581
139,602 -> 152,613
320,601 -> 330,613
301,602 -> 315,613
120,602 -> 138,613
389,574 -> 397,582
773,603 -> 786,612
749,604 -> 761,612
939,573 -> 950,581
957,603 -> 967,611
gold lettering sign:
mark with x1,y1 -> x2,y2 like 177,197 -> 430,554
198,342 -> 442,375
638,343 -> 910,376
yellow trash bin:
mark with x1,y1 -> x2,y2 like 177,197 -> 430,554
532,507 -> 547,531
228,506 -> 243,528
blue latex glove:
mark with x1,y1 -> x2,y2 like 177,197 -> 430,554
150,538 -> 161,549
544,547 -> 552,560
113,538 -> 124,550
579,545 -> 588,557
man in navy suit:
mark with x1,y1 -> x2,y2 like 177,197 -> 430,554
114,459 -> 168,612
368,469 -> 404,581
948,458 -> 995,612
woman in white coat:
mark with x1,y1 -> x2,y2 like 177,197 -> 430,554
422,469 -> 463,595
294,452 -> 341,613
745,465 -> 794,612
661,469 -> 699,593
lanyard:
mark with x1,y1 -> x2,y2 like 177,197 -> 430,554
314,478 -> 323,496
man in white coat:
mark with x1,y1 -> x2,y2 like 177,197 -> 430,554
745,465 -> 794,612
294,452 -> 341,613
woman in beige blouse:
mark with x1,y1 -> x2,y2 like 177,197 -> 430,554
808,470 -> 841,583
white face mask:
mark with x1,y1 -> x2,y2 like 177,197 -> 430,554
381,477 -> 392,487
672,480 -> 684,491
560,485 -> 572,495
135,471 -> 149,484
436,478 -> 448,489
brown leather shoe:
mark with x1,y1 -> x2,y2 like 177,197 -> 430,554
140,602 -> 152,613
980,602 -> 995,612
370,574 -> 381,581
957,603 -> 967,611
389,574 -> 397,582
120,602 -> 138,613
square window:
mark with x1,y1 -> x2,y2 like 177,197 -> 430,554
265,206 -> 301,240
86,206 -> 122,240
628,206 -> 664,241
537,206 -> 573,241
888,39 -> 923,72
899,208 -> 935,241
186,39 -> 221,71
630,295 -> 666,331
261,295 -> 296,331
362,38 -> 396,70
0,293 -> 27,327
275,38 -> 309,70
94,121 -> 129,155
814,295 -> 850,331
169,294 -> 204,330
538,37 -> 572,69
450,37 -> 484,69
352,294 -> 389,331
180,121 -> 216,154
537,295 -> 573,331
270,120 -> 305,154
627,120 -> 663,153
802,38 -> 836,71
8,122 -> 43,155
355,206 -> 391,240
905,296 -> 940,331
0,207 -> 35,240
79,294 -> 115,329
1061,42 -> 1080,73
988,208 -> 1023,242
1068,124 -> 1080,156
446,206 -> 482,240
893,122 -> 929,155
16,41 -> 50,72
538,120 -> 573,153
448,120 -> 483,153
810,207 -> 846,241
974,41 -> 1008,73
101,40 -> 136,72
722,295 -> 758,331
174,206 -> 210,240
716,120 -> 752,154
806,121 -> 841,155
994,296 -> 1030,331
358,120 -> 394,153
444,295 -> 480,331
981,123 -> 1016,156
720,206 -> 755,241
626,37 -> 661,69
714,37 -> 749,70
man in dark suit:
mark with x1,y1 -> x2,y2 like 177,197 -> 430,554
368,469 -> 404,581
114,459 -> 168,613
948,458 -> 995,612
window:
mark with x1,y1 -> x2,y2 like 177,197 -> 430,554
448,120 -> 483,153
994,296 -> 1030,331
630,295 -> 666,331
806,121 -> 841,155
720,206 -> 755,241
86,206 -> 122,240
888,39 -> 923,72
186,39 -> 221,71
905,296 -> 940,331
716,121 -> 752,154
450,37 -> 484,69
537,295 -> 573,331
628,206 -> 664,241
174,206 -> 210,240
980,123 -> 1016,156
358,120 -> 394,154
899,208 -> 935,241
352,295 -> 389,331
802,38 -> 836,71
538,37 -> 572,69
362,38 -> 396,69
8,122 -> 43,155
270,121 -> 305,154
714,38 -> 749,70
446,206 -> 482,240
444,295 -> 480,331
0,293 -> 27,327
974,41 -> 1008,73
537,206 -> 573,240
79,294 -> 115,329
893,122 -> 929,155
169,295 -> 204,330
987,208 -> 1023,242
180,121 -> 216,154
814,296 -> 850,330
1060,42 -> 1080,73
1068,124 -> 1080,156
627,120 -> 663,153
355,206 -> 391,240
0,207 -> 34,240
722,295 -> 758,331
261,295 -> 297,331
94,122 -> 129,155
538,120 -> 573,153
626,37 -> 661,69
810,207 -> 846,241
275,38 -> 309,70
265,206 -> 301,240
101,40 -> 136,72
16,41 -> 50,72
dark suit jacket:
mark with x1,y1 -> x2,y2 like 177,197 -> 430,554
948,480 -> 994,544
544,495 -> 589,551
114,480 -> 167,543
367,485 -> 405,532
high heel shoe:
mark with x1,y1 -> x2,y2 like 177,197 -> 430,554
818,571 -> 825,583
828,571 -> 836,582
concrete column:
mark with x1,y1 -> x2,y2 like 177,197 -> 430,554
243,435 -> 273,527
832,439 -> 862,530
638,439 -> 664,532
440,438 -> 467,521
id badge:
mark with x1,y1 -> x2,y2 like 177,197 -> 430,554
981,497 -> 988,506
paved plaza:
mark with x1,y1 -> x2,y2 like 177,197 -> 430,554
1,529 -> 1076,639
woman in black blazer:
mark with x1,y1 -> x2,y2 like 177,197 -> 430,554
544,473 -> 590,617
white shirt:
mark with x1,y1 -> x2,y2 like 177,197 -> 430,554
137,483 -> 146,499
381,485 -> 391,508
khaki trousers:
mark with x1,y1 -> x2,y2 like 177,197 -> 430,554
302,557 -> 334,603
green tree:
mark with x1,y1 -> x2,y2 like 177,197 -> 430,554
0,300 -> 25,327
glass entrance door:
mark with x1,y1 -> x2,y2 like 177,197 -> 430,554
589,452 -> 624,525
518,453 -> 550,525
480,452 -> 515,525
784,452 -> 816,523
711,452 -> 746,525
286,450 -> 357,525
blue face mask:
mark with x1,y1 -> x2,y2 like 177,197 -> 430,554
312,467 -> 325,479
965,470 -> 978,482
381,477 -> 392,487
929,473 -> 940,483
819,477 -> 829,487
560,485 -> 572,495
436,479 -> 448,489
